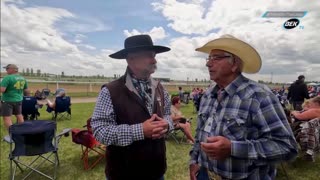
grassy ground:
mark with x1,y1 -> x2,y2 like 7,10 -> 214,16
0,102 -> 319,180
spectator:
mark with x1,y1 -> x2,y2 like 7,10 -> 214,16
287,75 -> 310,110
171,96 -> 195,144
189,34 -> 298,179
291,96 -> 320,121
46,88 -> 66,110
91,34 -> 173,180
22,89 -> 41,120
1,64 -> 28,130
178,86 -> 184,102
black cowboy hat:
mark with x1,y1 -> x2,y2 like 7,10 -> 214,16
109,34 -> 170,59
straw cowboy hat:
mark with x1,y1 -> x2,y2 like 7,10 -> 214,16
109,34 -> 170,59
196,34 -> 261,74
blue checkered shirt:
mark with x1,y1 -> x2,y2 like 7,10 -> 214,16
190,75 -> 298,179
91,85 -> 173,147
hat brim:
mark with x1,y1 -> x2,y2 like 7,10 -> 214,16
196,38 -> 261,74
109,45 -> 170,59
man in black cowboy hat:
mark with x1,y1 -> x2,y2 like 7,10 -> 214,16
91,34 -> 173,180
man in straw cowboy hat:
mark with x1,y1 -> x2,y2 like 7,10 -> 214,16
91,34 -> 173,180
1,64 -> 28,130
189,35 -> 298,180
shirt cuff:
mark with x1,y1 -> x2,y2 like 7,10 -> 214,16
131,123 -> 144,141
231,140 -> 249,158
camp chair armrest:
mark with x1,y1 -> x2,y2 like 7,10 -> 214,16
3,135 -> 13,144
56,128 -> 71,139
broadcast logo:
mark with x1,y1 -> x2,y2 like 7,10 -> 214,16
283,18 -> 300,29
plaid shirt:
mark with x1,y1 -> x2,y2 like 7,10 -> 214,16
91,78 -> 173,147
190,74 -> 298,179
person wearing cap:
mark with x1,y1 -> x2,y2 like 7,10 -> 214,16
1,64 -> 28,129
46,88 -> 66,110
287,75 -> 310,110
189,35 -> 298,180
91,34 -> 173,180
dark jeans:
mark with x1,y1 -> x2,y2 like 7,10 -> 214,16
197,166 -> 209,180
293,101 -> 303,111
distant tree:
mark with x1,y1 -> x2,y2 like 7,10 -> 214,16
22,69 -> 25,75
36,69 -> 41,77
195,78 -> 198,82
30,68 -> 34,76
61,71 -> 65,77
26,68 -> 30,76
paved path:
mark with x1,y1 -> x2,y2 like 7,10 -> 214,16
71,97 -> 97,103
37,97 -> 97,104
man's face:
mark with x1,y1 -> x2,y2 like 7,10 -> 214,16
127,50 -> 157,76
5,67 -> 17,74
206,49 -> 235,82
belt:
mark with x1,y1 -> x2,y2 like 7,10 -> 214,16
206,169 -> 222,180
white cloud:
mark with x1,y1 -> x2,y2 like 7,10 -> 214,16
151,0 -> 320,82
57,16 -> 111,33
124,26 -> 167,41
1,0 -> 319,83
1,0 -> 78,54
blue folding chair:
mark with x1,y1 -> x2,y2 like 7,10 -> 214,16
53,96 -> 71,121
22,96 -> 39,120
4,120 -> 70,180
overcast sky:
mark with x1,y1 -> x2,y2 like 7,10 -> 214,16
1,0 -> 319,83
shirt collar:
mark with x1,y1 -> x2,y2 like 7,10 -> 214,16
124,67 -> 159,92
210,74 -> 249,97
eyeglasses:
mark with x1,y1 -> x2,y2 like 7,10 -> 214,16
206,55 -> 232,62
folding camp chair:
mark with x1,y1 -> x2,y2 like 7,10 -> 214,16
71,118 -> 105,170
51,96 -> 71,121
167,118 -> 193,144
3,120 -> 70,180
22,96 -> 40,120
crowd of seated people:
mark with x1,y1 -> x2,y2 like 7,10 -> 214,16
170,96 -> 195,144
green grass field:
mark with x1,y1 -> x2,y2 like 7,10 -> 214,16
0,102 -> 319,180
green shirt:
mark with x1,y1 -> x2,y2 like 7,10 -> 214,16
1,74 -> 28,102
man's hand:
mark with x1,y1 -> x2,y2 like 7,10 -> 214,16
201,136 -> 231,160
291,111 -> 299,117
189,163 -> 199,180
142,114 -> 168,139
151,115 -> 169,139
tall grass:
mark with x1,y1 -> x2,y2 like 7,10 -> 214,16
0,102 -> 319,180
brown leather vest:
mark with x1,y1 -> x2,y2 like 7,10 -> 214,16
105,75 -> 166,180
